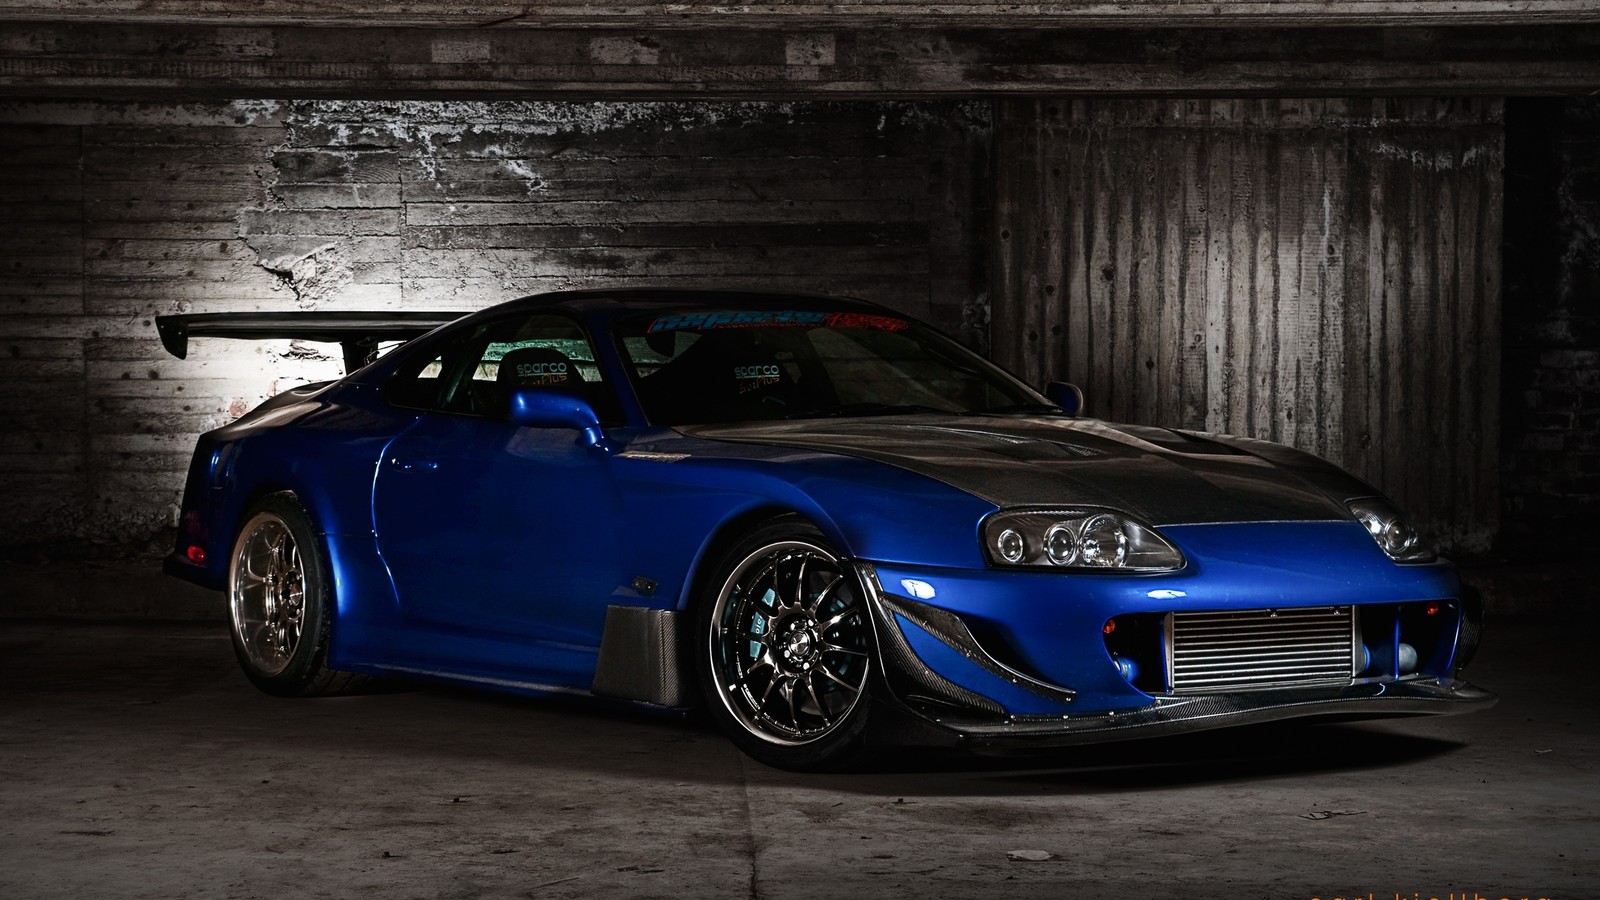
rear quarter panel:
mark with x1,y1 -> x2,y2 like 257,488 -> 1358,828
203,383 -> 418,640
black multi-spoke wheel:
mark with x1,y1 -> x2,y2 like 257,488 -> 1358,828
227,493 -> 366,697
698,518 -> 876,770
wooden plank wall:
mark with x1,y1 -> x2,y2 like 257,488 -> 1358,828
993,98 -> 1504,551
0,99 -> 989,547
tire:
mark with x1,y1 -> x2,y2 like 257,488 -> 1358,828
227,492 -> 367,697
695,517 -> 876,771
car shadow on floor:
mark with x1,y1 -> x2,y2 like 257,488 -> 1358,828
818,720 -> 1466,794
418,684 -> 1465,794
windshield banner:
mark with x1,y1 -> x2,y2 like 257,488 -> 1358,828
647,311 -> 909,333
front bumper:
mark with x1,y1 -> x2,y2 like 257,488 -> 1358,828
854,524 -> 1496,747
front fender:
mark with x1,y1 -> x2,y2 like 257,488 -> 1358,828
607,440 -> 996,616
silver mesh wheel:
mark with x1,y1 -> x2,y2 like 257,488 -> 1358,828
229,511 -> 307,678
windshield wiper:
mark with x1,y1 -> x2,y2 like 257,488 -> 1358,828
785,402 -> 953,420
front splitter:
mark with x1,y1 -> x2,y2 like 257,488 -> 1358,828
908,678 -> 1497,751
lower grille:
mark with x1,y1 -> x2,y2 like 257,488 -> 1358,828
1168,607 -> 1356,694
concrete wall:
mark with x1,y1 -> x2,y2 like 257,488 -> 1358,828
0,98 -> 990,548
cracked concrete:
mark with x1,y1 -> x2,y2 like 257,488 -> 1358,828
0,617 -> 1594,899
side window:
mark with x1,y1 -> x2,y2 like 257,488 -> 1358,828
387,313 -> 616,422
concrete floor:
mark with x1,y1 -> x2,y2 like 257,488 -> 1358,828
0,617 -> 1594,900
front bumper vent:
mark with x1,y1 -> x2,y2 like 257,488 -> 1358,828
1168,607 -> 1357,694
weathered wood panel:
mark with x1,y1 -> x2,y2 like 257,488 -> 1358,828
0,98 -> 990,547
2,1 -> 1597,29
0,104 -> 317,543
0,122 -> 86,538
2,22 -> 1599,100
994,98 -> 1503,550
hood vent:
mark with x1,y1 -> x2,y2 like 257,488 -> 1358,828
897,424 -> 1104,459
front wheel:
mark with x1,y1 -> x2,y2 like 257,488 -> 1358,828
228,492 -> 367,697
696,518 -> 877,771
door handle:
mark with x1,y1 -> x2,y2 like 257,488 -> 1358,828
388,457 -> 439,473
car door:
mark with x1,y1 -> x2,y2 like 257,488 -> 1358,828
372,311 -> 627,648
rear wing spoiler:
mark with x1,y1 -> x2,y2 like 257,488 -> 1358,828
155,311 -> 463,372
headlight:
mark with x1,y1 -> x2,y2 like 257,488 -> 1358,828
982,508 -> 1184,571
1347,498 -> 1434,563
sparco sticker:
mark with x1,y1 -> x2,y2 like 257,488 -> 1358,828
514,360 -> 568,384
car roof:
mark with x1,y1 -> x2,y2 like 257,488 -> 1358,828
484,287 -> 895,318
348,287 -> 911,384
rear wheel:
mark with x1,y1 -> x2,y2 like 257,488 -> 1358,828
696,518 -> 876,771
228,492 -> 366,696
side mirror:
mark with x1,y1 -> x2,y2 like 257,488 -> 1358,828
1044,382 -> 1085,417
509,389 -> 613,451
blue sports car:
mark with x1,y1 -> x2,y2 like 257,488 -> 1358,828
160,289 -> 1493,770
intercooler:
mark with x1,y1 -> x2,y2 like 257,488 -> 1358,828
1166,606 -> 1358,694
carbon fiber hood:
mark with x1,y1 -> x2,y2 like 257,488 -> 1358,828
681,416 -> 1366,526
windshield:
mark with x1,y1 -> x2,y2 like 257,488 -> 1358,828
613,308 -> 1051,425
